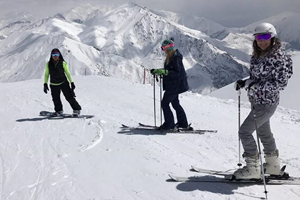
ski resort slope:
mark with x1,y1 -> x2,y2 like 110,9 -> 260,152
0,75 -> 300,200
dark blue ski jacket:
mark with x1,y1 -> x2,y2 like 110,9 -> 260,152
163,49 -> 189,94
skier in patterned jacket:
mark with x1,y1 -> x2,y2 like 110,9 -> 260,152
234,23 -> 293,179
43,48 -> 82,116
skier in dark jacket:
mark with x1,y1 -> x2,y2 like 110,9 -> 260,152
151,39 -> 190,130
43,48 -> 81,116
234,23 -> 293,179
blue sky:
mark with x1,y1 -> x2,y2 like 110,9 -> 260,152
1,0 -> 300,27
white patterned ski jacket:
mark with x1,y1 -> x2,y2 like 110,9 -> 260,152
247,45 -> 293,105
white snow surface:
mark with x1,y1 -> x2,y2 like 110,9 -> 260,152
1,74 -> 300,200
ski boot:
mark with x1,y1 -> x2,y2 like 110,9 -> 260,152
264,150 -> 281,175
233,154 -> 261,180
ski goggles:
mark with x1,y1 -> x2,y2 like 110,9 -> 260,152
51,53 -> 60,57
255,33 -> 272,41
161,43 -> 174,51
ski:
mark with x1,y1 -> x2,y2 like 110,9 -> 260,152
168,174 -> 300,185
138,123 -> 157,128
170,165 -> 300,184
139,123 -> 218,133
190,165 -> 291,179
121,124 -> 213,134
121,124 -> 158,130
191,165 -> 233,176
39,111 -> 94,119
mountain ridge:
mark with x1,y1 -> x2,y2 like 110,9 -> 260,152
0,2 -> 299,94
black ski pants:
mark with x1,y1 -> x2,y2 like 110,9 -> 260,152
161,90 -> 188,129
50,82 -> 81,112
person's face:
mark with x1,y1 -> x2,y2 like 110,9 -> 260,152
161,43 -> 174,55
255,33 -> 272,50
51,52 -> 60,61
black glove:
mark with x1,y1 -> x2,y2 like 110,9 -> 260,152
43,83 -> 49,94
235,79 -> 246,91
150,69 -> 156,75
71,82 -> 75,90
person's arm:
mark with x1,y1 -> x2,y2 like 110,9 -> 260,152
44,63 -> 50,84
253,53 -> 293,92
63,61 -> 73,83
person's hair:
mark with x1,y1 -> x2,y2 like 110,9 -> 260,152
164,49 -> 176,65
252,37 -> 281,58
48,48 -> 65,68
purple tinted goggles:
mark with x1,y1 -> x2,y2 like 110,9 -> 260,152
255,33 -> 272,41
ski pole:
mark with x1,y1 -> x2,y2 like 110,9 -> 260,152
253,105 -> 268,199
159,75 -> 163,126
153,74 -> 157,127
237,89 -> 242,167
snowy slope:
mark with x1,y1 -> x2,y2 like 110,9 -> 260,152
0,75 -> 300,200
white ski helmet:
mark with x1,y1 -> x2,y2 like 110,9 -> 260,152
254,22 -> 277,37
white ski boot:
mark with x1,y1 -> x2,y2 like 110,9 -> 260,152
264,150 -> 281,175
233,155 -> 261,179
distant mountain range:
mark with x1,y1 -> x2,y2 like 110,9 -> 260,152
0,2 -> 299,94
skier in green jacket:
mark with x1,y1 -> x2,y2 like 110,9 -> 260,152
43,48 -> 81,116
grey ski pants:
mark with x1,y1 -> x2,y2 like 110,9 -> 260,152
239,104 -> 278,156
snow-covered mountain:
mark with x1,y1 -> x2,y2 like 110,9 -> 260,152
237,11 -> 300,50
0,2 -> 249,94
0,3 -> 299,95
150,9 -> 229,39
0,12 -> 37,39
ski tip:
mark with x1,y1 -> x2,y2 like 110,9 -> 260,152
168,174 -> 176,180
167,174 -> 178,182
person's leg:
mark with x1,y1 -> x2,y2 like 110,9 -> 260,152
171,95 -> 188,128
50,84 -> 63,112
257,120 -> 277,154
256,104 -> 280,175
161,91 -> 176,129
239,104 -> 276,156
61,82 -> 81,111
234,104 -> 277,179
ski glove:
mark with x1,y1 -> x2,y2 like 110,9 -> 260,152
235,79 -> 255,91
71,82 -> 76,90
150,69 -> 168,76
235,79 -> 246,91
43,83 -> 49,94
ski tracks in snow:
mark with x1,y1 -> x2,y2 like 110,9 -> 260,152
79,119 -> 105,152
